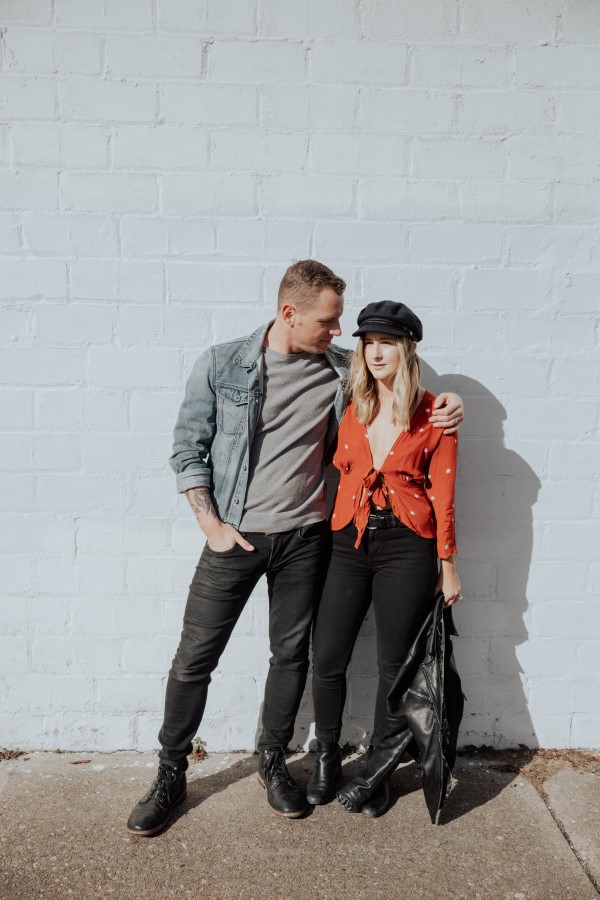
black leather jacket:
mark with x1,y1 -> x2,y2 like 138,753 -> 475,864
388,592 -> 464,824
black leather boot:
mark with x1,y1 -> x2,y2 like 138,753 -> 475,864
306,741 -> 342,805
336,728 -> 412,814
360,778 -> 391,818
257,749 -> 306,818
127,764 -> 187,836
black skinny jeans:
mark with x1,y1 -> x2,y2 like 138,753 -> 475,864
311,519 -> 437,746
158,522 -> 330,770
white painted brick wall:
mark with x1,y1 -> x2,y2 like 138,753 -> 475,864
1,1 -> 598,753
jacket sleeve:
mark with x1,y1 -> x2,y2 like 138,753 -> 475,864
169,348 -> 216,494
425,432 -> 458,558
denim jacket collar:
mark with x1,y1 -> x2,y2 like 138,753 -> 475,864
233,323 -> 271,369
233,321 -> 349,381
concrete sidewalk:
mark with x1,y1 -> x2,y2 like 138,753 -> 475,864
0,750 -> 598,900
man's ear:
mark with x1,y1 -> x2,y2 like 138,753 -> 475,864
280,303 -> 297,326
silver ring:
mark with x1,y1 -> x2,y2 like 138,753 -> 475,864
456,593 -> 463,600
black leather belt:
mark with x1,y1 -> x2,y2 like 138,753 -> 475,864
366,508 -> 402,530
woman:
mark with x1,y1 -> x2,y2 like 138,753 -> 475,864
307,301 -> 462,817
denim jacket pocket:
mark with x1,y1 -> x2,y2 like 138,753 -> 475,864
216,384 -> 250,435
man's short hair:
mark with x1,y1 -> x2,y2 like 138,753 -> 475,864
277,260 -> 346,312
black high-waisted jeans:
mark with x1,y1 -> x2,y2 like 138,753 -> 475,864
311,519 -> 437,745
159,522 -> 330,770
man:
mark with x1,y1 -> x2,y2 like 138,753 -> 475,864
126,260 -> 463,835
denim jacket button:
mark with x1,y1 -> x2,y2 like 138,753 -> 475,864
233,498 -> 240,505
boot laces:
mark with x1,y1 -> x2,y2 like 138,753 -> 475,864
146,765 -> 178,805
265,752 -> 294,789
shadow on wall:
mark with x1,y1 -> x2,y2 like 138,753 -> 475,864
293,362 -> 542,751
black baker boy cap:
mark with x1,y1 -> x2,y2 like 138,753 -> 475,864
352,301 -> 423,342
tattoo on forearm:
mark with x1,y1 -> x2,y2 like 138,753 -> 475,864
187,487 -> 218,521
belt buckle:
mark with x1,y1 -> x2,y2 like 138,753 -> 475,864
376,509 -> 392,530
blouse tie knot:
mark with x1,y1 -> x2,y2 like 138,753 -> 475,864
351,469 -> 389,547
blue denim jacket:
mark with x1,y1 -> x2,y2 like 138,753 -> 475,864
169,323 -> 352,529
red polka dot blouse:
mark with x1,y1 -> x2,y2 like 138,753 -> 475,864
330,390 -> 458,558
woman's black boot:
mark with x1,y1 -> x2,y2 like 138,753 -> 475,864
336,728 -> 412,813
306,741 -> 342,805
360,778 -> 391,818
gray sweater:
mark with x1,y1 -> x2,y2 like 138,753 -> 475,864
239,347 -> 340,533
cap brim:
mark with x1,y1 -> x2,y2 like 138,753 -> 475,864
352,324 -> 415,339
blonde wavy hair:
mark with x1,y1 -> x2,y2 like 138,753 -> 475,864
348,335 -> 421,431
